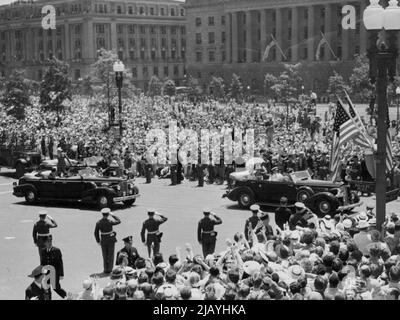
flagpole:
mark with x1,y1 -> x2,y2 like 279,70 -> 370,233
321,31 -> 338,61
271,34 -> 287,61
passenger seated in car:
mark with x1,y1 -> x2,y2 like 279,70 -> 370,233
270,167 -> 285,182
48,167 -> 57,180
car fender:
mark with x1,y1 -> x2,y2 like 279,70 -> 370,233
83,187 -> 117,200
296,186 -> 315,196
14,183 -> 37,194
307,192 -> 340,210
227,186 -> 255,201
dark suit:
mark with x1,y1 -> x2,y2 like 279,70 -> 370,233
25,282 -> 47,300
41,246 -> 66,299
94,217 -> 120,273
141,215 -> 168,257
197,215 -> 222,258
116,246 -> 140,268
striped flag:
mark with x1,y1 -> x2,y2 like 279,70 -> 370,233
262,38 -> 277,61
330,100 -> 360,181
343,92 -> 374,149
386,109 -> 394,173
315,35 -> 327,61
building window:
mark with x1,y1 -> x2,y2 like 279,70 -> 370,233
161,50 -> 166,60
356,22 -> 360,35
208,32 -> 215,44
129,38 -> 136,47
304,26 -> 308,39
96,25 -> 105,33
288,28 -> 292,40
181,50 -> 185,59
196,33 -> 202,45
181,27 -> 186,35
117,25 -> 123,34
128,6 -> 133,15
171,26 -> 177,35
74,69 -> 81,80
180,9 -> 185,16
288,10 -> 292,21
221,15 -> 226,25
337,46 -> 342,59
150,27 -> 156,34
47,29 -> 52,37
117,6 -> 122,14
128,25 -> 135,34
132,67 -> 137,77
272,10 -> 276,22
118,51 -> 123,60
222,51 -> 226,62
117,38 -> 124,48
161,8 -> 165,16
164,66 -> 169,77
97,38 -> 105,50
75,25 -> 81,35
161,38 -> 167,47
320,25 -> 325,33
303,47 -> 308,59
337,24 -> 342,36
161,26 -> 167,35
143,66 -> 148,77
171,8 -> 175,16
154,66 -> 158,77
174,65 -> 179,76
321,7 -> 325,18
139,7 -> 145,15
38,29 -> 43,37
140,38 -> 146,47
355,45 -> 360,55
140,50 -> 145,59
221,32 -> 226,44
209,51 -> 215,62
140,26 -> 146,34
195,17 -> 201,27
208,16 -> 215,26
129,50 -> 135,60
196,51 -> 202,62
150,7 -> 155,15
287,48 -> 292,60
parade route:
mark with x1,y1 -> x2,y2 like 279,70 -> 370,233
0,168 -> 399,299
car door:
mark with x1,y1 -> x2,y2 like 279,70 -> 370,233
260,180 -> 296,203
54,177 -> 84,199
38,179 -> 58,198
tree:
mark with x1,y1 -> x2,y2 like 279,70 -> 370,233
185,74 -> 201,101
163,79 -> 176,96
327,71 -> 351,100
269,63 -> 303,105
79,75 -> 94,96
229,73 -> 243,102
263,73 -> 278,98
209,76 -> 225,100
148,75 -> 162,97
40,58 -> 72,120
349,54 -> 374,103
1,69 -> 30,120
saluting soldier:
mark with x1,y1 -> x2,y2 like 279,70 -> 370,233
32,211 -> 58,262
244,205 -> 261,246
141,209 -> 168,257
94,208 -> 121,274
197,208 -> 223,258
116,236 -> 140,269
40,235 -> 67,299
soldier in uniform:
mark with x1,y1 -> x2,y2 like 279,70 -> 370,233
116,236 -> 140,269
197,208 -> 223,258
244,205 -> 261,246
94,208 -> 121,274
32,211 -> 58,262
40,235 -> 67,299
141,209 -> 168,257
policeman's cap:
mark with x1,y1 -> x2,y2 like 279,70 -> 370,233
295,202 -> 306,209
148,209 -> 155,216
203,208 -> 211,215
101,208 -> 111,215
38,210 -> 48,217
123,236 -> 133,243
28,265 -> 45,278
250,204 -> 260,212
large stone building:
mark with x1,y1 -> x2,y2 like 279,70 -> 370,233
0,0 -> 186,91
184,0 -> 381,99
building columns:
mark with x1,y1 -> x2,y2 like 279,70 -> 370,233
246,10 -> 252,63
275,8 -> 283,62
226,13 -> 232,63
64,23 -> 70,61
307,6 -> 314,62
232,11 -> 238,63
291,7 -> 299,62
324,4 -> 332,61
260,9 -> 267,62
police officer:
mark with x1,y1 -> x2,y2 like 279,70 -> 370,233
94,208 -> 121,274
116,236 -> 140,269
40,235 -> 66,299
141,209 -> 168,257
244,205 -> 261,245
197,208 -> 222,258
32,211 -> 58,262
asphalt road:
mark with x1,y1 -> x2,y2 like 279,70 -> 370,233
1,168 -> 400,300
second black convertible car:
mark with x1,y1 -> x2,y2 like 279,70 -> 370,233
13,167 -> 140,209
223,170 -> 360,216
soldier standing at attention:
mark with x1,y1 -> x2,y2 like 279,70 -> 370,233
94,208 -> 121,274
244,205 -> 261,246
32,211 -> 58,262
197,208 -> 223,258
141,209 -> 168,257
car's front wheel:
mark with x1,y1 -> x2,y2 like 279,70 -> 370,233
238,192 -> 254,209
297,189 -> 313,202
315,198 -> 337,217
97,194 -> 111,209
123,199 -> 136,207
25,190 -> 37,204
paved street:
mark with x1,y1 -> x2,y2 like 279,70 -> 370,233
0,167 -> 400,300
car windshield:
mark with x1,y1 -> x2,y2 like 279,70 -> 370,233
78,167 -> 100,178
290,171 -> 311,183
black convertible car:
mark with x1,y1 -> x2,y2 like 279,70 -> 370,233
12,167 -> 140,209
223,170 -> 361,216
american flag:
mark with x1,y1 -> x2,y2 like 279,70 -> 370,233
343,93 -> 374,149
330,100 -> 360,181
386,108 -> 394,173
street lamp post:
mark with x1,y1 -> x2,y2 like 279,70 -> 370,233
364,0 -> 400,231
113,60 -> 125,140
396,86 -> 400,134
